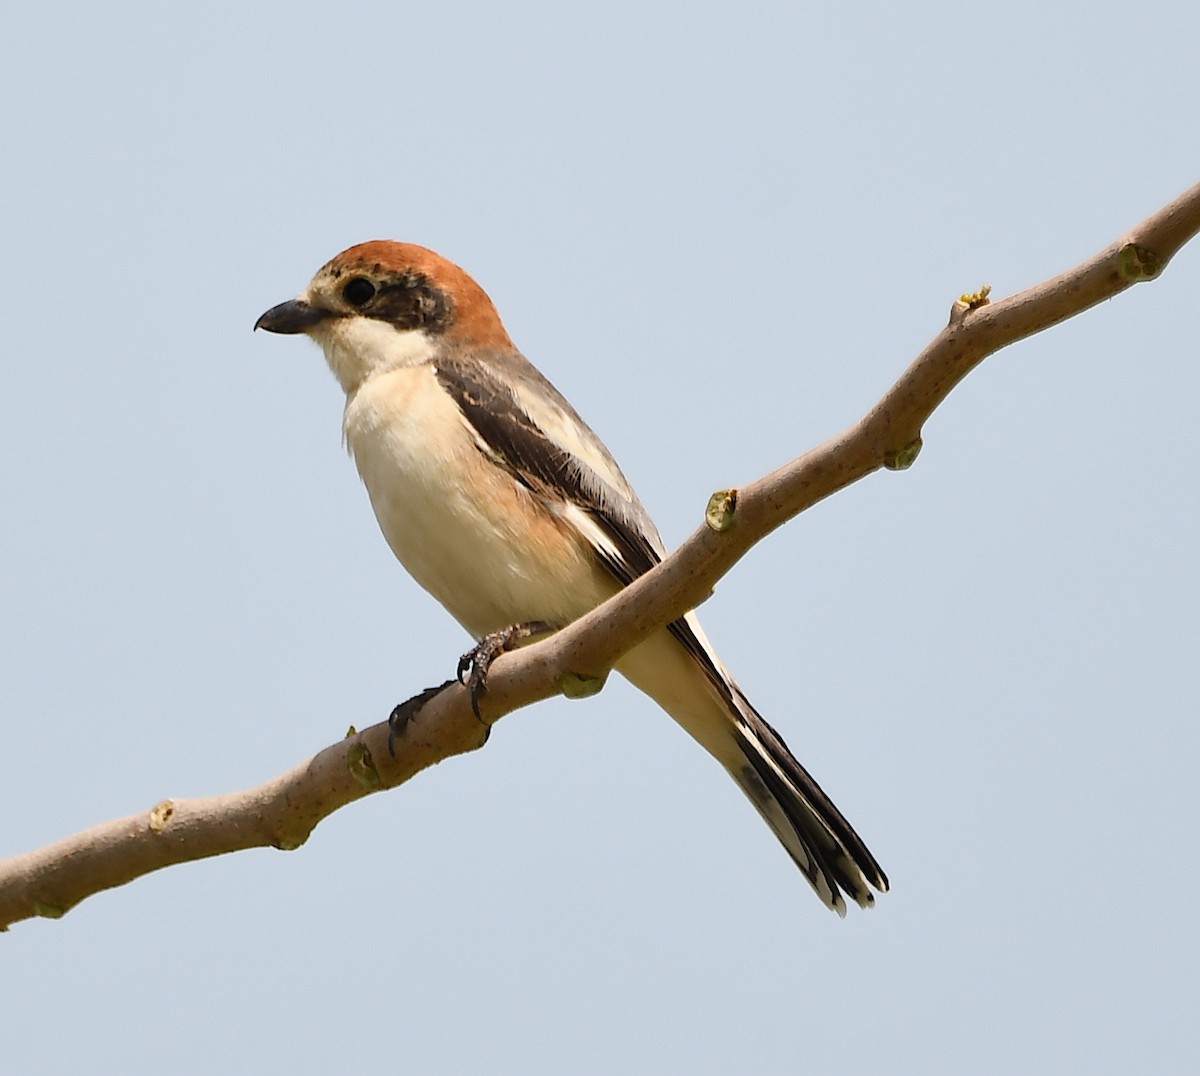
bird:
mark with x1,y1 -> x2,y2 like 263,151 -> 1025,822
255,241 -> 887,914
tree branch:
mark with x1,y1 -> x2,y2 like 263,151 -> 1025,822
3,181 -> 1198,931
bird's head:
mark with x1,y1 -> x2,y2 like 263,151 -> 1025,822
255,241 -> 513,394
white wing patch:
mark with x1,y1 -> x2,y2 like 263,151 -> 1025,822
558,502 -> 626,567
511,381 -> 637,501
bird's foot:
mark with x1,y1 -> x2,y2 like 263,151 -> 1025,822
387,679 -> 457,758
458,621 -> 557,720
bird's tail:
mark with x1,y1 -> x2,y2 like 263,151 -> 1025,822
617,620 -> 888,915
728,684 -> 888,914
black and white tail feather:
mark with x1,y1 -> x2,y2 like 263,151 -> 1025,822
731,685 -> 887,913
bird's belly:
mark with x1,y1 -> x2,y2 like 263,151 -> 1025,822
344,367 -> 616,638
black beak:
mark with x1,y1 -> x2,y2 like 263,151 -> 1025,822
254,299 -> 331,334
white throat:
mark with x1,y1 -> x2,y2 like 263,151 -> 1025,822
310,315 -> 438,396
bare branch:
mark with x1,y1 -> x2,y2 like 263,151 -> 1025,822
2,181 -> 1197,931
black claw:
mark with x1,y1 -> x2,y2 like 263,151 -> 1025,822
457,621 -> 556,722
387,679 -> 456,757
466,656 -> 489,721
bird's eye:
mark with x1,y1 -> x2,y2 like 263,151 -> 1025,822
343,277 -> 376,307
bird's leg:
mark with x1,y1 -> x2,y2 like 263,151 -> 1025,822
387,620 -> 557,755
387,679 -> 457,757
458,620 -> 557,720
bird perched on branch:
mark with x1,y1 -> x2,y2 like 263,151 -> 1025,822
256,241 -> 887,913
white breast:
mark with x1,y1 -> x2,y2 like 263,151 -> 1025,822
341,365 -> 616,638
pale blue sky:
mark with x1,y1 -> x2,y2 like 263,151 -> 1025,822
3,3 -> 1198,1073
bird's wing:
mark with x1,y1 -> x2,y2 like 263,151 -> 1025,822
432,351 -> 735,704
